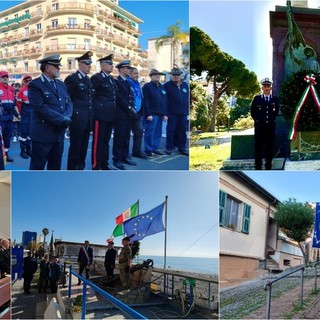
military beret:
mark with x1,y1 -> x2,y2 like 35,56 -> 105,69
261,77 -> 272,85
115,60 -> 131,69
98,54 -> 114,64
39,54 -> 62,66
75,51 -> 93,65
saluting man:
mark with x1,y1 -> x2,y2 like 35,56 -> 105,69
90,54 -> 117,170
64,51 -> 94,170
251,77 -> 279,170
28,54 -> 73,170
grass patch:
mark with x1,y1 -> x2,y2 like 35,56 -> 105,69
190,143 -> 231,170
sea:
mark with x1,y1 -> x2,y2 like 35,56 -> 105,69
137,255 -> 219,275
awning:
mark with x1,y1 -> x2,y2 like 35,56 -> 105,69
0,59 -> 8,64
8,58 -> 17,63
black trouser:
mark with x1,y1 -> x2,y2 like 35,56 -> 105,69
79,263 -> 90,280
50,279 -> 58,293
166,114 -> 188,151
126,116 -> 143,156
23,274 -> 33,293
67,126 -> 90,170
29,141 -> 64,170
254,122 -> 276,170
105,266 -> 114,278
113,118 -> 131,162
91,120 -> 113,170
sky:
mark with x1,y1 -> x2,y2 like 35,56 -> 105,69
0,0 -> 189,51
11,171 -> 219,259
190,0 -> 320,82
244,170 -> 320,204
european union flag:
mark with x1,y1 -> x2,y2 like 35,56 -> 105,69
123,202 -> 165,241
312,202 -> 320,248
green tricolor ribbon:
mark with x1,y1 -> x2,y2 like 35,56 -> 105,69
289,74 -> 320,141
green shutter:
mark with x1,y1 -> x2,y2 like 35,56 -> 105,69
242,203 -> 251,234
219,190 -> 227,226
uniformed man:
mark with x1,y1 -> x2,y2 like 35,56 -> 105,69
0,70 -> 16,163
64,51 -> 93,170
113,60 -> 137,170
16,74 -> 33,159
28,54 -> 73,170
164,67 -> 189,156
251,78 -> 279,170
118,237 -> 131,289
90,54 -> 117,170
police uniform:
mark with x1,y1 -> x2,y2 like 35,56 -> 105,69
0,70 -> 16,162
251,78 -> 279,170
16,75 -> 32,159
113,60 -> 137,170
118,238 -> 131,289
64,51 -> 94,170
164,68 -> 189,155
28,55 -> 73,170
90,54 -> 117,170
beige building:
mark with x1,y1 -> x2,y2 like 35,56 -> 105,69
0,0 -> 149,81
0,172 -> 10,239
220,171 -> 305,288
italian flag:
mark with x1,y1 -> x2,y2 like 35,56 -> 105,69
115,201 -> 139,225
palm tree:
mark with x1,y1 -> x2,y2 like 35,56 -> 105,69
42,227 -> 49,251
155,21 -> 189,69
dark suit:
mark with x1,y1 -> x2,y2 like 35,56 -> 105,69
104,247 -> 117,277
49,262 -> 61,293
251,94 -> 279,170
90,71 -> 117,170
64,71 -> 93,170
113,76 -> 135,163
23,256 -> 37,294
29,75 -> 73,170
77,246 -> 93,280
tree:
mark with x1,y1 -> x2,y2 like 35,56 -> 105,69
42,227 -> 49,250
274,198 -> 314,264
230,98 -> 252,125
190,26 -> 260,132
216,98 -> 230,131
156,21 -> 189,69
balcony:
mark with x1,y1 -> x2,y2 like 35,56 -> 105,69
112,34 -> 129,47
30,9 -> 44,21
133,44 -> 141,52
0,24 -> 9,31
29,29 -> 43,39
95,47 -> 112,58
45,24 -> 95,37
112,52 -> 127,62
26,47 -> 43,58
96,9 -> 106,21
45,44 -> 95,54
46,3 -> 95,17
139,50 -> 148,58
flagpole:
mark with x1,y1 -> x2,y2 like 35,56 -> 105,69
164,195 -> 168,270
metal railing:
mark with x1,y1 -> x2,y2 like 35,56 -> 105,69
264,266 -> 305,319
68,265 -> 146,320
314,261 -> 320,290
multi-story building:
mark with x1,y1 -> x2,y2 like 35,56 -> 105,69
0,0 -> 148,81
0,172 -> 10,240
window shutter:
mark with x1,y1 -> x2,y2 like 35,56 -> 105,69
242,203 -> 251,234
219,190 -> 227,226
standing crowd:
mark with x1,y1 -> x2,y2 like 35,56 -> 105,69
0,51 -> 189,170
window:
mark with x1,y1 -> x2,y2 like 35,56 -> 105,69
67,38 -> 76,50
51,20 -> 58,29
52,3 -> 59,11
24,27 -> 29,36
84,39 -> 90,50
24,62 -> 28,72
219,190 -> 251,234
36,23 -> 41,31
68,18 -> 77,29
84,19 -> 91,30
67,59 -> 76,71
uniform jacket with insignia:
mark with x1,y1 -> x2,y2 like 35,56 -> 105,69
0,83 -> 15,121
251,94 -> 279,125
28,75 -> 73,143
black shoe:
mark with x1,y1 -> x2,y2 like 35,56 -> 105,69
122,158 -> 137,165
178,149 -> 189,156
165,149 -> 173,155
132,152 -> 147,159
20,150 -> 29,159
153,150 -> 164,155
5,152 -> 14,162
77,281 -> 81,286
26,146 -> 32,157
145,152 -> 154,159
113,161 -> 126,170
102,164 -> 116,170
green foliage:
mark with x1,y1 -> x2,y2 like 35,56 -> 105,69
216,99 -> 230,128
230,98 -> 252,124
280,71 -> 320,131
233,112 -> 254,130
190,26 -> 260,131
190,81 -> 211,131
274,198 -> 314,242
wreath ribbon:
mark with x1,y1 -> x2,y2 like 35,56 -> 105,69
289,74 -> 320,141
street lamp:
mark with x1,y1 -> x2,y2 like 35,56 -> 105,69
227,114 -> 231,132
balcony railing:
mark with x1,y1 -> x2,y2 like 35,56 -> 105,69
45,44 -> 95,53
30,9 -> 44,20
45,24 -> 95,35
46,3 -> 95,16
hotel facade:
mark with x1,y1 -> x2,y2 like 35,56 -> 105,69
0,0 -> 149,81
